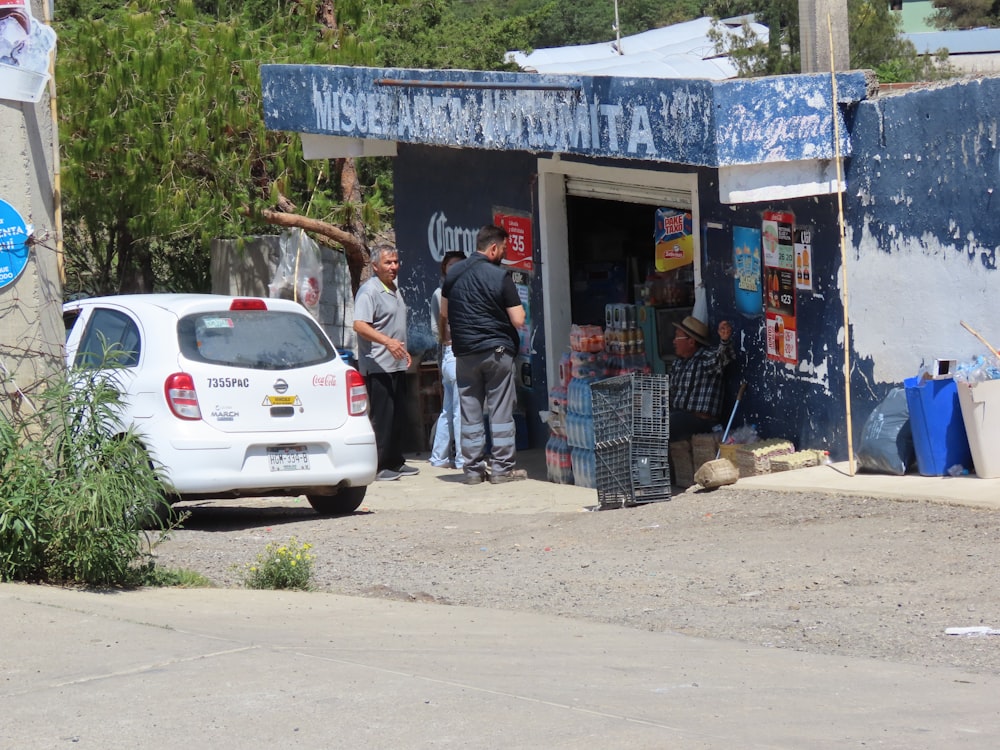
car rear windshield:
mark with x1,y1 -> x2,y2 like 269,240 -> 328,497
178,310 -> 337,370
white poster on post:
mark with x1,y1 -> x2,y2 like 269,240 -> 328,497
0,1 -> 57,104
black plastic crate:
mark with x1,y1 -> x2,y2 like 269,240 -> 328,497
591,375 -> 633,445
632,374 -> 670,440
595,437 -> 632,509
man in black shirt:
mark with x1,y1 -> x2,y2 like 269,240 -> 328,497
441,225 -> 527,485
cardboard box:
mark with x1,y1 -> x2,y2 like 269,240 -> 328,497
957,379 -> 1000,478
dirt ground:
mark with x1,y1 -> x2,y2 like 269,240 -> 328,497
151,479 -> 1000,677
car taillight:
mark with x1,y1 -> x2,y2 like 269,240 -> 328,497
229,298 -> 267,311
346,369 -> 368,416
164,373 -> 202,420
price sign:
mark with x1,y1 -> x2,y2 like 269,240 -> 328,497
493,208 -> 533,272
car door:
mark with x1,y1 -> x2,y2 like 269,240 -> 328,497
64,304 -> 155,421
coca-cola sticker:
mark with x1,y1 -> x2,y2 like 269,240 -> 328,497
312,374 -> 337,387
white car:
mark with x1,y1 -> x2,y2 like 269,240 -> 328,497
62,294 -> 377,516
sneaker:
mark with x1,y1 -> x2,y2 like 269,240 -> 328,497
394,463 -> 420,476
489,469 -> 528,484
463,472 -> 487,485
376,469 -> 401,481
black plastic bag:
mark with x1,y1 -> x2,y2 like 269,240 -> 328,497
855,387 -> 915,475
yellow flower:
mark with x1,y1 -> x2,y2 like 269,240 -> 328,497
290,560 -> 297,567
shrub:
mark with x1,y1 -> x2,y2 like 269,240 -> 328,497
240,537 -> 315,590
1,360 -> 177,586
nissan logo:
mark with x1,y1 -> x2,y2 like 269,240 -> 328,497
273,378 -> 289,394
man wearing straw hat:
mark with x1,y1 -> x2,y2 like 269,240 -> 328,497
670,315 -> 734,440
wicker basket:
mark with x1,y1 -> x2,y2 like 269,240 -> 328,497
670,439 -> 694,488
691,432 -> 720,468
770,449 -> 825,472
735,439 -> 795,477
718,443 -> 738,463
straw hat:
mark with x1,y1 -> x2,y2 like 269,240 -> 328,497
672,315 -> 710,346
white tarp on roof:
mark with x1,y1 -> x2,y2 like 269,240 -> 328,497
507,16 -> 768,80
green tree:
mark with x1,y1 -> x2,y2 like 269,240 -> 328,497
56,0 -> 541,296
56,0 -> 382,295
929,0 -> 1000,29
708,0 -> 955,81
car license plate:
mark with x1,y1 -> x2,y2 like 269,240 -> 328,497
267,446 -> 310,472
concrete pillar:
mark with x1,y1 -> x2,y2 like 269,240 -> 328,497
0,0 -> 63,419
799,0 -> 851,73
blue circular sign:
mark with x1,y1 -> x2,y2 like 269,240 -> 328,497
0,198 -> 31,291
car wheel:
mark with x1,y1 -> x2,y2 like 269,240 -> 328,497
307,486 -> 367,516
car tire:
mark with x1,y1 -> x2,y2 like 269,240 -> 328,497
307,486 -> 367,516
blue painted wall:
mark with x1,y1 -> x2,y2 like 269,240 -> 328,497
395,144 -> 855,457
841,77 -> 1000,436
394,145 -> 546,445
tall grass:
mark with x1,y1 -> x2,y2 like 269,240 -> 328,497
1,362 -> 176,586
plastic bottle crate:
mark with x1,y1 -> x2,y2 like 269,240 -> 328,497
631,453 -> 672,503
591,374 -> 633,445
595,437 -> 633,509
631,434 -> 671,458
631,374 -> 670,439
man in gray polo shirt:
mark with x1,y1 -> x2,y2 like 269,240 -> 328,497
353,244 -> 419,481
441,225 -> 527,485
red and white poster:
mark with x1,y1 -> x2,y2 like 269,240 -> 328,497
493,207 -> 533,272
762,210 -> 797,364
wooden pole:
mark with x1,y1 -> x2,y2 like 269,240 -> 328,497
829,14 -> 855,475
960,320 -> 1000,361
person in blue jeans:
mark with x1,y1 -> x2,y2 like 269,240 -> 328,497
429,251 -> 466,469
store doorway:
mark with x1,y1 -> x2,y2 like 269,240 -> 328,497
566,195 -> 695,367
536,159 -> 700,389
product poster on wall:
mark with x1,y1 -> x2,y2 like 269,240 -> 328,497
794,226 -> 813,291
493,208 -> 533,272
510,269 -> 531,358
654,208 -> 693,271
0,197 -> 31,290
732,226 -> 762,317
762,210 -> 797,364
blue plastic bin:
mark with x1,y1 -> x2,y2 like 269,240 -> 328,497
903,376 -> 973,476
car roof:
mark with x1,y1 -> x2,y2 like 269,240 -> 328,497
62,293 -> 309,316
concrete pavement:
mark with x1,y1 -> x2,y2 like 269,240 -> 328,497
366,448 -> 1000,514
4,450 -> 1000,748
3,583 -> 1000,749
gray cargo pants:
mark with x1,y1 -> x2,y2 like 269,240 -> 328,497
456,347 -> 517,479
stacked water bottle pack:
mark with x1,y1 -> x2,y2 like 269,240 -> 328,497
566,325 -> 607,487
567,375 -> 597,487
545,383 -> 573,484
